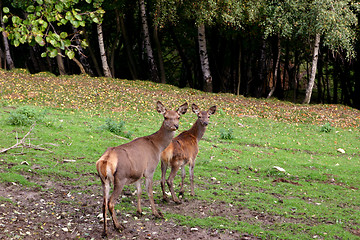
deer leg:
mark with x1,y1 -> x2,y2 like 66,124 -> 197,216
167,165 -> 181,204
145,177 -> 163,218
101,178 -> 110,237
189,162 -> 195,196
160,161 -> 169,202
178,165 -> 186,196
135,180 -> 143,216
108,178 -> 126,232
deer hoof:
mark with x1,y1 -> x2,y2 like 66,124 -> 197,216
136,211 -> 143,218
102,231 -> 108,238
115,223 -> 125,231
154,210 -> 164,219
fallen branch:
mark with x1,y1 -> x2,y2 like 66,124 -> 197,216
0,123 -> 36,153
0,123 -> 52,154
109,132 -> 129,140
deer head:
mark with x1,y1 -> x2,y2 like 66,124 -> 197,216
157,101 -> 188,131
192,103 -> 216,127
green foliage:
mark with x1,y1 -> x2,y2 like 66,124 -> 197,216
3,0 -> 105,59
319,122 -> 333,133
7,106 -> 44,126
219,128 -> 234,140
101,118 -> 132,138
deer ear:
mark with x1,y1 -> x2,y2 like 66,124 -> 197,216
156,101 -> 167,114
192,103 -> 200,115
208,106 -> 217,115
177,102 -> 188,115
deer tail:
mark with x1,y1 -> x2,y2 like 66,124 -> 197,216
96,149 -> 116,184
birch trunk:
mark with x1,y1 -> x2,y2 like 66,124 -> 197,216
139,0 -> 160,82
303,33 -> 321,104
198,24 -> 212,92
97,23 -> 112,78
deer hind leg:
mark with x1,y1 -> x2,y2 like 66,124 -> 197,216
178,165 -> 186,197
145,176 -> 164,218
101,178 -> 110,237
135,180 -> 143,216
160,161 -> 169,202
108,178 -> 126,232
167,165 -> 181,204
189,161 -> 195,196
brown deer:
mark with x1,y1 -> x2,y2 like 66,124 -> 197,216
160,103 -> 216,203
96,101 -> 188,236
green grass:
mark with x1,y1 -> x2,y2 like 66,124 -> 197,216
0,69 -> 359,239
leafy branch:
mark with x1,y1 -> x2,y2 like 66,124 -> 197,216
1,0 -> 105,59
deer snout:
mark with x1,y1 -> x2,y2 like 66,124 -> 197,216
174,124 -> 179,130
202,121 -> 209,126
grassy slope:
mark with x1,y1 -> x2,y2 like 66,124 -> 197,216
0,69 -> 359,239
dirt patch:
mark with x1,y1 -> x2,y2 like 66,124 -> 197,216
0,180 -> 259,240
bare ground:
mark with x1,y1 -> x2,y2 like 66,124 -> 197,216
0,175 -> 259,240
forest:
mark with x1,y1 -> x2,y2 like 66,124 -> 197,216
1,0 -> 360,109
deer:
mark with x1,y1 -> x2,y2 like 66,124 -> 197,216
160,103 -> 216,204
96,101 -> 188,236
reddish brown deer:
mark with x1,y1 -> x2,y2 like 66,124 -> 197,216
96,101 -> 188,236
160,103 -> 216,203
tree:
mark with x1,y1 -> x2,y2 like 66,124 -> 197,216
97,23 -> 112,77
139,0 -> 160,82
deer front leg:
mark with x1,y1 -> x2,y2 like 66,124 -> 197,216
108,178 -> 125,232
160,161 -> 169,202
167,165 -> 181,204
145,177 -> 164,218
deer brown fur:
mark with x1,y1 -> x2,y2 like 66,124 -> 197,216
96,101 -> 188,236
160,103 -> 216,203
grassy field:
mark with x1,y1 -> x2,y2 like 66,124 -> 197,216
0,68 -> 359,239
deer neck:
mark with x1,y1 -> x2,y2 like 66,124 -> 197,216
149,123 -> 176,152
188,119 -> 206,141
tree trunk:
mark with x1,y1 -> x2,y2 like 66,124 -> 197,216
56,49 -> 66,75
267,36 -> 281,98
303,33 -> 320,104
154,24 -> 166,83
256,35 -> 266,97
197,23 -> 212,92
119,12 -> 138,80
139,0 -> 160,82
236,41 -> 242,95
0,1 -> 15,70
84,30 -> 102,76
73,27 -> 94,76
97,23 -> 112,77
169,28 -> 192,88
72,57 -> 86,74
